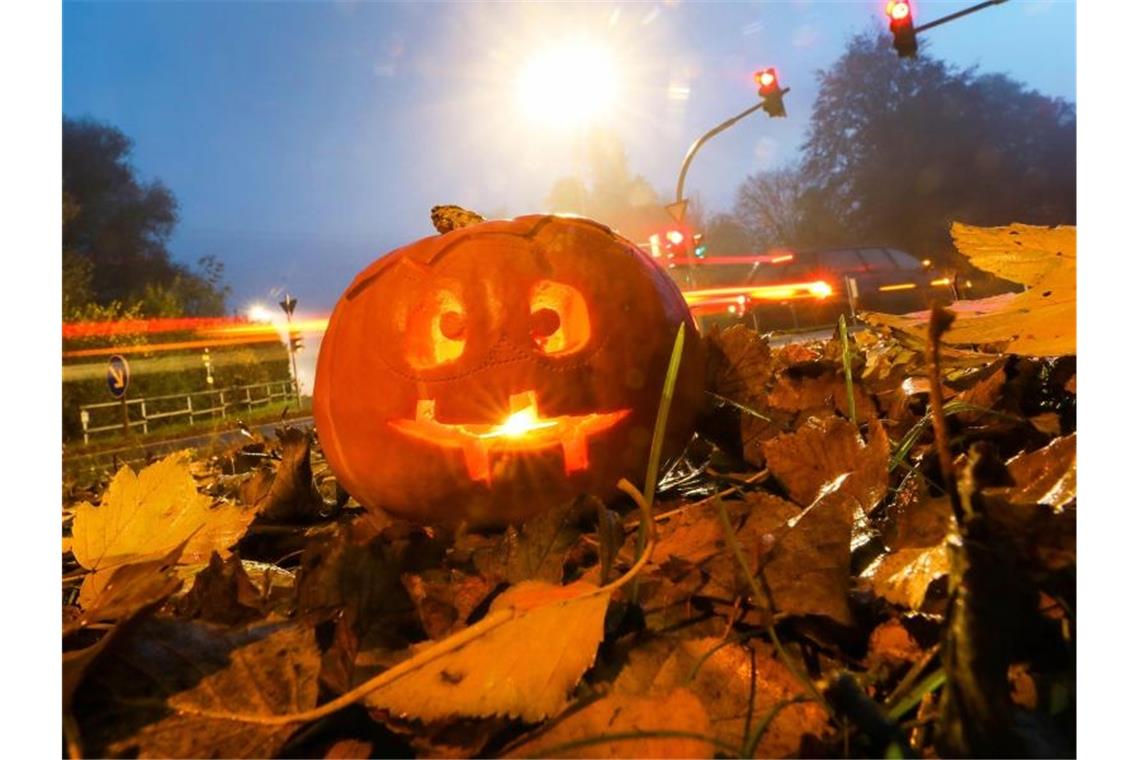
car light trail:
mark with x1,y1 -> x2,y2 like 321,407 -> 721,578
878,282 -> 918,292
683,280 -> 834,308
62,334 -> 288,359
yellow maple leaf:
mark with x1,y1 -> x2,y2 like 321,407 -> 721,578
71,452 -> 256,608
365,579 -> 610,723
865,223 -> 1075,357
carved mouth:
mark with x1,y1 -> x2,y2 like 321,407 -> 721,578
389,390 -> 630,483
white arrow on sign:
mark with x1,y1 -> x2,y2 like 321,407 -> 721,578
109,365 -> 126,389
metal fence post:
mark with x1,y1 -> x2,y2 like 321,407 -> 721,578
220,389 -> 227,419
140,400 -> 149,434
187,395 -> 194,425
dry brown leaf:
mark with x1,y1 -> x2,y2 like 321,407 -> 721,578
506,688 -> 714,758
865,223 -> 1075,357
72,453 -> 255,607
649,638 -> 830,758
861,544 -> 950,610
365,580 -> 609,722
242,427 -> 327,522
866,620 -> 923,669
763,484 -> 856,625
761,415 -> 889,511
769,371 -> 877,422
69,541 -> 186,632
707,325 -> 774,407
75,618 -> 320,758
174,552 -> 264,626
701,492 -> 800,603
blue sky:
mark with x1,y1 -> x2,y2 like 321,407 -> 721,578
64,0 -> 1075,316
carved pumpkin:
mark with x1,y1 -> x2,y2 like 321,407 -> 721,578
313,214 -> 705,525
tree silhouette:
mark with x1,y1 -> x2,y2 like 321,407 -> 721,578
795,32 -> 1075,262
63,117 -> 228,317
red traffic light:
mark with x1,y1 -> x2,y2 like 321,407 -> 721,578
754,68 -> 779,95
887,0 -> 912,22
885,0 -> 917,57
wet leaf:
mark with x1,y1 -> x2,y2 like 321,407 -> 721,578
72,453 -> 256,607
761,415 -> 890,512
75,618 -> 320,758
997,433 -> 1076,510
506,688 -> 714,758
861,544 -> 950,610
365,580 -> 609,722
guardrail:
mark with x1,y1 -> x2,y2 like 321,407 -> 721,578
78,380 -> 297,445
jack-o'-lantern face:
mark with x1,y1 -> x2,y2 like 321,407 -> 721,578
314,214 -> 705,526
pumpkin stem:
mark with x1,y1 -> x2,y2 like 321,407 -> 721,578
430,205 -> 485,234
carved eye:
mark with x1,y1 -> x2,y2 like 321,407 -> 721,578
407,289 -> 466,369
529,280 -> 590,355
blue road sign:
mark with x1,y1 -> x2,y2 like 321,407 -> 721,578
107,355 -> 130,399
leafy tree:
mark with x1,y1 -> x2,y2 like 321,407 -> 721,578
793,32 -> 1075,262
62,117 -> 229,317
701,213 -> 754,256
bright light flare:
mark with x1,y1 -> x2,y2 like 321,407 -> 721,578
665,229 -> 686,245
481,405 -> 559,439
246,303 -> 276,323
888,1 -> 912,21
516,39 -> 619,129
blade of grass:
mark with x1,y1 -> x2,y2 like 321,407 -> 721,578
706,391 -> 772,422
642,324 -> 687,509
741,695 -> 813,758
632,324 -> 686,602
887,668 -> 946,722
712,494 -> 833,721
839,314 -> 858,423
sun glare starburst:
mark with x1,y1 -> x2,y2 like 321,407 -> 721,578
515,39 -> 620,130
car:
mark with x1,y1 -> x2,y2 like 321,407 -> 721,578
673,245 -> 966,331
734,245 -> 964,329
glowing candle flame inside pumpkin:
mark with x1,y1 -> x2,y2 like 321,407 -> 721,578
390,390 -> 630,484
480,404 -> 559,439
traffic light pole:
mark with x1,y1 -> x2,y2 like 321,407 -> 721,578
914,0 -> 1008,34
674,101 -> 767,215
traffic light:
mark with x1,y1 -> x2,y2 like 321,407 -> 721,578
288,330 -> 303,353
692,232 -> 707,259
663,227 -> 691,260
754,68 -> 788,118
886,0 -> 918,58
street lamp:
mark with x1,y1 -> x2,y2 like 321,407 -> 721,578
279,294 -> 302,403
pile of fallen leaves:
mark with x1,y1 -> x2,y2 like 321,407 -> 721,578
62,223 -> 1075,758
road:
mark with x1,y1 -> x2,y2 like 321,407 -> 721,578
63,416 -> 315,481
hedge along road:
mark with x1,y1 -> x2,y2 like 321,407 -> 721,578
63,415 -> 315,481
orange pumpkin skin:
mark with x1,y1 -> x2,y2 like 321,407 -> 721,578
313,214 -> 705,526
